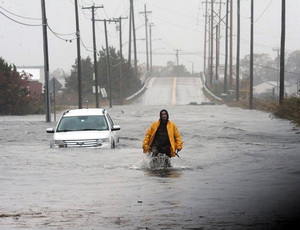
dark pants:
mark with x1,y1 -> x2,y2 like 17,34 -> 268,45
150,147 -> 171,168
151,146 -> 171,158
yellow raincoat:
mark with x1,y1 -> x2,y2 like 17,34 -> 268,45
143,120 -> 183,157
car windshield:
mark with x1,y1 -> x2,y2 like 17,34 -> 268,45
57,115 -> 109,132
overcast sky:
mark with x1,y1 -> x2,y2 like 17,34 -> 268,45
0,0 -> 299,75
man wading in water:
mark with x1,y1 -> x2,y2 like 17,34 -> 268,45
142,109 -> 183,167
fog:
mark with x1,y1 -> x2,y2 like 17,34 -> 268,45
1,0 -> 300,74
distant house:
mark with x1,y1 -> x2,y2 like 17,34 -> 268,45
17,67 -> 44,97
253,81 -> 299,97
17,67 -> 63,96
253,81 -> 278,96
17,66 -> 44,84
28,81 -> 43,98
286,81 -> 299,97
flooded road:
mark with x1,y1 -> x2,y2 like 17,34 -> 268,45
1,104 -> 299,229
134,77 -> 210,105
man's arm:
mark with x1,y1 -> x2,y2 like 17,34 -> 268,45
142,122 -> 156,153
174,125 -> 183,151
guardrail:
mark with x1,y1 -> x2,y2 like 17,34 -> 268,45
200,73 -> 223,102
140,71 -> 151,85
125,71 -> 151,102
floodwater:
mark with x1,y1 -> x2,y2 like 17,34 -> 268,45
0,104 -> 300,230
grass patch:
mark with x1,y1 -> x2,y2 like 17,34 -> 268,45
226,97 -> 300,127
273,97 -> 300,126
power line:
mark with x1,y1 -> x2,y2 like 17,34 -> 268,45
255,0 -> 274,23
0,10 -> 42,26
80,38 -> 94,52
137,51 -> 203,55
0,7 -> 77,41
47,25 -> 77,41
0,6 -> 41,20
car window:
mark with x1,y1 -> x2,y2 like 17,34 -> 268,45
57,115 -> 108,132
106,113 -> 114,128
57,117 -> 79,132
84,116 -> 108,130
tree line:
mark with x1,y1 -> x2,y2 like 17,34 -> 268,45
1,48 -> 300,115
239,50 -> 300,85
63,46 -> 142,106
0,46 -> 144,114
0,57 -> 44,115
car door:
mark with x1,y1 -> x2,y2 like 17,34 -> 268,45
106,113 -> 119,147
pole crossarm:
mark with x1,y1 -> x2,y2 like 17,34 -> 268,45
113,17 -> 128,22
95,19 -> 119,23
82,5 -> 103,11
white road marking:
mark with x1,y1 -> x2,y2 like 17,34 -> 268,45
172,77 -> 177,105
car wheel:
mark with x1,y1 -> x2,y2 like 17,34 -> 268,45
111,140 -> 116,149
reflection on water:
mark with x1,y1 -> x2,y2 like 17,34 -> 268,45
132,155 -> 194,174
144,168 -> 182,178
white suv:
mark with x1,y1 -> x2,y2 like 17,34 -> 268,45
46,108 -> 121,148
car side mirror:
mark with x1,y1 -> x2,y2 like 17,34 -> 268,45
46,128 -> 55,133
111,125 -> 121,131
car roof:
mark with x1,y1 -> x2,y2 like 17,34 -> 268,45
62,108 -> 106,117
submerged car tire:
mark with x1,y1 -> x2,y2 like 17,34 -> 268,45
50,140 -> 54,148
111,140 -> 116,149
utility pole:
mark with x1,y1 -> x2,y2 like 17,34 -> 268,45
208,16 -> 211,83
224,0 -> 229,94
95,19 -> 119,108
190,62 -> 194,75
129,0 -> 138,77
82,5 -> 103,108
214,0 -> 223,82
249,0 -> 254,109
279,0 -> 286,104
229,0 -> 233,87
149,23 -> 154,73
128,1 -> 132,68
131,1 -> 137,78
210,0 -> 214,86
236,0 -> 240,101
174,49 -> 181,78
41,0 -> 51,122
204,0 -> 224,83
217,0 -> 222,82
104,19 -> 112,108
114,16 -> 128,105
203,0 -> 226,92
140,4 -> 152,72
215,24 -> 219,81
272,48 -> 280,96
52,77 -> 56,121
203,0 -> 208,74
74,0 -> 82,109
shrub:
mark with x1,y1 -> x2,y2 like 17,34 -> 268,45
274,97 -> 300,126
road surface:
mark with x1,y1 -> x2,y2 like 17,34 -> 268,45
134,77 -> 210,105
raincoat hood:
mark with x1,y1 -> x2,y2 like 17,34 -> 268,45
159,109 -> 169,122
